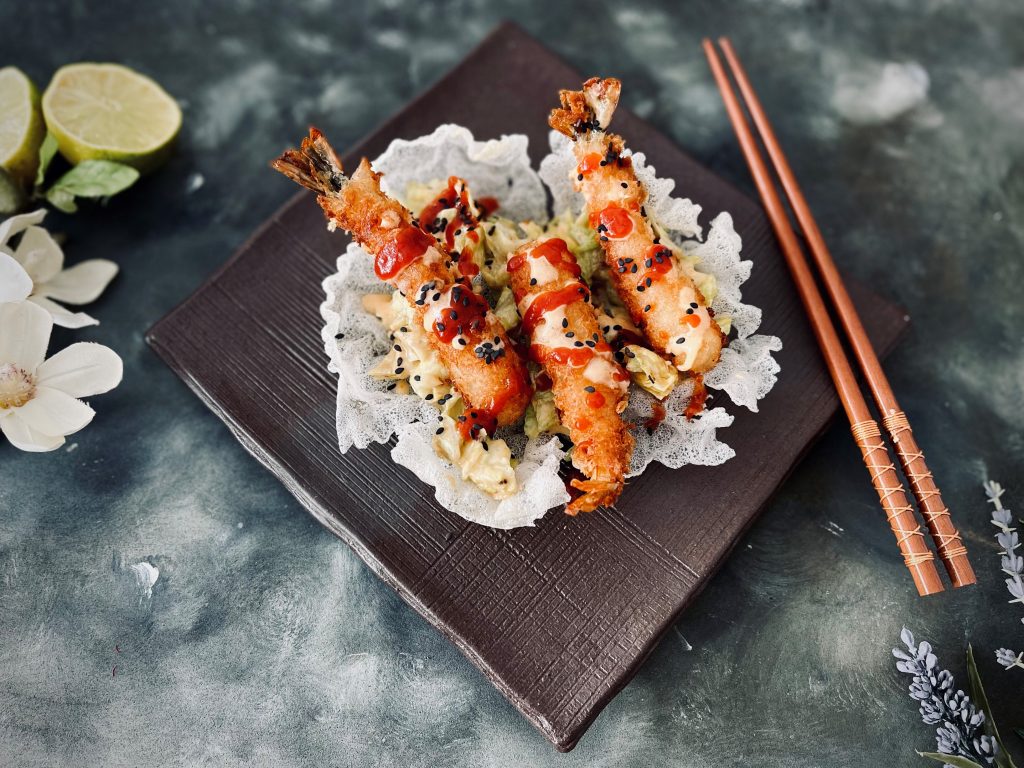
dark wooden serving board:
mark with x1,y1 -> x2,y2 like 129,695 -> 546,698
146,22 -> 907,751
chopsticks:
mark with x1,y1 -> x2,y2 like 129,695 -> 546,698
703,38 -> 975,595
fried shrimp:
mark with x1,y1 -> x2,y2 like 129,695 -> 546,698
549,78 -> 726,375
507,237 -> 633,512
273,128 -> 530,434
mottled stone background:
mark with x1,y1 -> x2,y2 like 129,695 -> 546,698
2,1 -> 1022,766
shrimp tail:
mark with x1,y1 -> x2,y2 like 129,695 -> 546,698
567,478 -> 626,515
549,77 -> 622,138
272,127 -> 347,195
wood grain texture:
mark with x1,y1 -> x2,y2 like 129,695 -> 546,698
145,22 -> 909,751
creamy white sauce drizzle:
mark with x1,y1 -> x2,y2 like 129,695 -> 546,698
664,284 -> 711,371
583,353 -> 627,393
527,253 -> 560,285
420,285 -> 455,342
531,306 -> 570,350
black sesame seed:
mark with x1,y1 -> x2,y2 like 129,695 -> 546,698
482,442 -> 489,451
393,344 -> 401,352
637,285 -> 646,292
425,394 -> 434,400
436,427 -> 444,435
574,341 -> 584,347
620,182 -> 628,188
686,308 -> 694,315
644,304 -> 651,312
395,367 -> 405,374
585,340 -> 596,348
690,302 -> 698,308
414,375 -> 421,381
561,318 -> 569,328
334,332 -> 345,339
676,337 -> 685,345
584,386 -> 596,393
600,236 -> 609,242
530,278 -> 537,286
645,277 -> 652,287
565,331 -> 575,338
577,173 -> 584,181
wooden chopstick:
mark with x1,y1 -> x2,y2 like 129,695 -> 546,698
714,38 -> 975,589
702,39 -> 945,596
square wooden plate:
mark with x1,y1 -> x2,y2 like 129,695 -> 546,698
146,22 -> 906,751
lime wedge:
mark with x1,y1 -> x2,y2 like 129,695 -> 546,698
42,63 -> 181,173
0,67 -> 45,187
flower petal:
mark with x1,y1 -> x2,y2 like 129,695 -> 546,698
0,209 -> 46,247
14,225 -> 64,284
28,296 -> 99,328
14,385 -> 94,437
0,252 -> 32,302
0,411 -> 65,452
37,259 -> 118,304
0,300 -> 51,370
35,342 -> 123,397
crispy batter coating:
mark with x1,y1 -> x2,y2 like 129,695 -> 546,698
550,78 -> 726,374
508,237 -> 633,512
273,129 -> 530,429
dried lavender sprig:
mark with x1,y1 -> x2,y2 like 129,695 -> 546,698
984,481 -> 1024,616
893,628 -> 998,765
985,481 -> 1023,673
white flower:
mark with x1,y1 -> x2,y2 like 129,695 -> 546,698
0,209 -> 118,328
0,301 -> 122,452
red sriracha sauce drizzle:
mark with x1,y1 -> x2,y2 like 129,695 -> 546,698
590,205 -> 634,240
375,225 -> 435,281
683,375 -> 708,421
642,244 -> 674,282
576,150 -> 633,180
432,280 -> 489,344
644,401 -> 667,433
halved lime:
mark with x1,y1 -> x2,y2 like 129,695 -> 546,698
0,67 -> 45,187
42,63 -> 181,174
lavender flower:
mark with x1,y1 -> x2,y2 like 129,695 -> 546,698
893,628 -> 999,766
985,480 -> 1023,670
995,648 -> 1024,671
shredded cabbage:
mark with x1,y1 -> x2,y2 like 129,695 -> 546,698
524,389 -> 565,439
623,344 -> 679,399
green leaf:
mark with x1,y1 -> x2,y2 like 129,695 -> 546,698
0,168 -> 26,215
917,752 -> 985,768
45,186 -> 77,213
34,133 -> 59,189
49,160 -> 139,199
967,645 -> 1019,768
